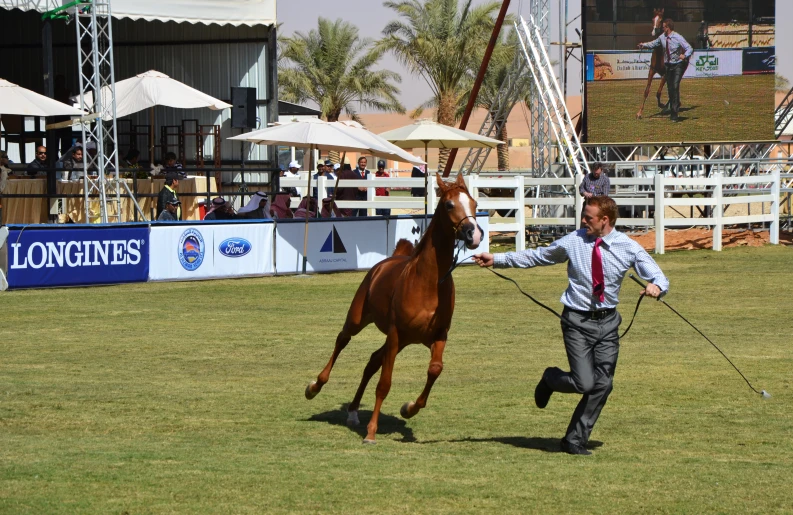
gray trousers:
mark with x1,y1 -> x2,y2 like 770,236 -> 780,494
545,307 -> 622,446
665,61 -> 685,118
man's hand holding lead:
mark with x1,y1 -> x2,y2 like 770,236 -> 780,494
473,253 -> 494,267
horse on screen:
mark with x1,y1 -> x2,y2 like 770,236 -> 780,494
305,172 -> 483,444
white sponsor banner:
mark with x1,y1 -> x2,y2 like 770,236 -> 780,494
590,50 -> 742,80
387,214 -> 490,264
275,219 -> 389,274
149,223 -> 273,281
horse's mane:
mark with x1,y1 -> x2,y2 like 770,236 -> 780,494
392,239 -> 414,256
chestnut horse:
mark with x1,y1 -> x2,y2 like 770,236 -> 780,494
305,172 -> 483,444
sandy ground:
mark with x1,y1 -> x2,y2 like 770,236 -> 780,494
628,228 -> 793,251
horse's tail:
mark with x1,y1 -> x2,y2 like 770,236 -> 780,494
392,238 -> 414,257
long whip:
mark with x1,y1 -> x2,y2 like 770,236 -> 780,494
628,274 -> 770,399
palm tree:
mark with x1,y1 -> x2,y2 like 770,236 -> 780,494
279,17 -> 405,126
465,28 -> 532,171
381,0 -> 502,169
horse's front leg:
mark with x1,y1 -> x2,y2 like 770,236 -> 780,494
363,326 -> 400,444
657,76 -> 668,109
401,331 -> 447,420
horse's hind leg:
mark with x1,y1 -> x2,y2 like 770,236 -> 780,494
305,281 -> 372,400
363,327 -> 400,444
401,332 -> 447,420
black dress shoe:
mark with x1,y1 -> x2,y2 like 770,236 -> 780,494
671,116 -> 680,123
560,439 -> 592,456
534,369 -> 553,409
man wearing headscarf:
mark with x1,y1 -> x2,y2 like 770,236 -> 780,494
203,196 -> 235,220
237,191 -> 271,219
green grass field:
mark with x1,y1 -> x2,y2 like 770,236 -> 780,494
1,244 -> 792,513
586,74 -> 775,143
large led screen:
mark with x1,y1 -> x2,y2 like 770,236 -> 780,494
583,1 -> 775,143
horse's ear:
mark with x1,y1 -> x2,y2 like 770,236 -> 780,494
435,171 -> 446,192
455,171 -> 465,188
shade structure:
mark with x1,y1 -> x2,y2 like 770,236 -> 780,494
229,118 -> 425,165
330,120 -> 425,165
103,70 -> 231,120
378,119 -> 504,150
0,78 -> 85,117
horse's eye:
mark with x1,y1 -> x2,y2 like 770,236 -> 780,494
445,200 -> 454,210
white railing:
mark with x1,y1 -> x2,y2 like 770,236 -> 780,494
278,170 -> 784,253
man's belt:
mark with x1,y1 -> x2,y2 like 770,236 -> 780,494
565,307 -> 617,320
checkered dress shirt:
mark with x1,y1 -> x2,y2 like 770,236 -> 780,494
579,172 -> 611,196
493,228 -> 669,311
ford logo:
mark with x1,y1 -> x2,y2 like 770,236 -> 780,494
218,238 -> 252,258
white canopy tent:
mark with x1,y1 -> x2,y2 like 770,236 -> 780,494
1,0 -> 276,26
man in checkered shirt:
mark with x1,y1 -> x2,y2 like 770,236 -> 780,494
474,196 -> 668,455
579,162 -> 610,198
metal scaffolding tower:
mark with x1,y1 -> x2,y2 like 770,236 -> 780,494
72,0 -> 141,223
516,14 -> 588,178
528,0 -> 553,179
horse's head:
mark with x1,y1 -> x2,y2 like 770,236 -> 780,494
436,172 -> 483,249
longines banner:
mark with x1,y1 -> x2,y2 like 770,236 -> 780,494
587,50 -> 742,81
148,222 -> 273,281
3,225 -> 149,289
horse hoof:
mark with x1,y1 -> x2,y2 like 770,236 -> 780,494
400,401 -> 416,419
347,410 -> 360,427
636,113 -> 643,119
305,381 -> 319,400
362,438 -> 377,445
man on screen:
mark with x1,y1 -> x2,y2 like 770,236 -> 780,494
638,19 -> 693,123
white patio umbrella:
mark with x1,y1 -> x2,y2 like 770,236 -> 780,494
379,119 -> 504,223
0,78 -> 86,117
99,70 -> 231,161
230,118 -> 423,274
330,120 -> 425,166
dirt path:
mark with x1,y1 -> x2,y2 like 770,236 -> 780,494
628,228 -> 793,251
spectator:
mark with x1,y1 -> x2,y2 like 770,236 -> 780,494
238,191 -> 271,219
58,145 -> 85,181
157,172 -> 181,220
411,165 -> 427,197
123,149 -> 142,169
27,145 -> 48,177
335,162 -> 359,217
0,150 -> 10,195
281,160 -> 300,197
163,151 -> 183,171
157,198 -> 180,221
204,196 -> 236,220
354,156 -> 370,216
313,159 -> 336,199
374,159 -> 391,217
579,162 -> 611,198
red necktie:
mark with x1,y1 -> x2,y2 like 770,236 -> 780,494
592,237 -> 605,302
665,37 -> 671,63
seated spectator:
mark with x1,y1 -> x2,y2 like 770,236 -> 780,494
293,196 -> 318,219
27,145 -> 48,177
375,159 -> 391,217
237,191 -> 271,219
157,199 -> 180,221
204,196 -> 236,220
270,192 -> 294,219
0,150 -> 10,194
157,172 -> 181,220
123,149 -> 142,169
58,145 -> 86,181
163,151 -> 183,171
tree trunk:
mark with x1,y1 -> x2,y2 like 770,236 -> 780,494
497,123 -> 509,171
436,92 -> 457,173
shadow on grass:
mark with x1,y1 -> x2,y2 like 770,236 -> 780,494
305,404 -> 416,441
649,105 -> 699,120
406,436 -> 604,453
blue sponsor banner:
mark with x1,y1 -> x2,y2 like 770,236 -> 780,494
586,53 -> 594,82
6,226 -> 149,289
742,47 -> 775,75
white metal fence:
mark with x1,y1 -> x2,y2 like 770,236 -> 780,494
280,167 -> 788,254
